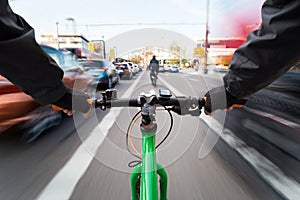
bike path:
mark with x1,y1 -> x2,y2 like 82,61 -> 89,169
69,71 -> 259,200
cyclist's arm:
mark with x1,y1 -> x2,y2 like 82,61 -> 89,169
0,0 -> 90,113
204,0 -> 300,113
224,0 -> 300,98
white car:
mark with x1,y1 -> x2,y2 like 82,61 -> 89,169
170,66 -> 179,73
133,64 -> 140,74
124,62 -> 138,75
164,65 -> 171,71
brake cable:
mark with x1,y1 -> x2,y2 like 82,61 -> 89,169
126,107 -> 174,167
155,107 -> 173,149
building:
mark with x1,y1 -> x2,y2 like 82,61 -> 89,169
196,37 -> 246,66
39,33 -> 102,59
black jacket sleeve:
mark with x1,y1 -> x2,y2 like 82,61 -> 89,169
0,0 -> 91,113
0,0 -> 68,105
223,0 -> 300,99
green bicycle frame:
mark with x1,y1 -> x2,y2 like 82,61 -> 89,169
130,123 -> 168,200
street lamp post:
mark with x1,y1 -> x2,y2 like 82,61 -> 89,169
113,46 -> 117,60
204,0 -> 210,74
56,22 -> 60,49
100,38 -> 106,59
66,17 -> 76,33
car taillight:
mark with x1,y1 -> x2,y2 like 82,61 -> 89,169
124,69 -> 129,72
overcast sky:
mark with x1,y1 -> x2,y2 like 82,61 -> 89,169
10,0 -> 264,41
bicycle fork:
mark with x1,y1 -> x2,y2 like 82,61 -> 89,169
130,123 -> 168,200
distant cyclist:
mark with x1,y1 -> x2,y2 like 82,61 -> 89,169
149,55 -> 159,79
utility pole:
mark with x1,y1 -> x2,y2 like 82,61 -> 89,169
56,22 -> 60,49
66,17 -> 76,33
100,36 -> 106,59
204,0 -> 210,74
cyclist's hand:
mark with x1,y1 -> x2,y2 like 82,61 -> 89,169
203,86 -> 247,115
52,88 -> 93,116
62,109 -> 74,116
53,102 -> 93,117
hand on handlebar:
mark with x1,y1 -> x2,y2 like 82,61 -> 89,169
52,105 -> 74,116
52,98 -> 93,117
203,86 -> 247,115
52,88 -> 93,117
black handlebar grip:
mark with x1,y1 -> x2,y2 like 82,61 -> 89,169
108,98 -> 140,108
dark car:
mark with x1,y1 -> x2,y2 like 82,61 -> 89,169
79,59 -> 120,90
114,63 -> 133,80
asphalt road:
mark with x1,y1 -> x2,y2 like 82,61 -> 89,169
0,70 -> 261,200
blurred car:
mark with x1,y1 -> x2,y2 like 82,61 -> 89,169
0,45 -> 93,143
133,64 -> 140,74
170,66 -> 179,73
158,65 -> 165,72
114,63 -> 133,80
164,65 -> 171,72
41,45 -> 94,91
0,76 -> 40,135
114,64 -> 125,78
78,59 -> 119,90
125,62 -> 138,76
138,64 -> 143,72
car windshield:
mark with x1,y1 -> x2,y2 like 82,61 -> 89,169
41,45 -> 80,70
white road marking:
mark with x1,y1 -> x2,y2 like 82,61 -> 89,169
36,72 -> 144,200
244,106 -> 300,129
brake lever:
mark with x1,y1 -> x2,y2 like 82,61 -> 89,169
171,97 -> 204,116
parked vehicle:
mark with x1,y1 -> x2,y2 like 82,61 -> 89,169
114,65 -> 125,78
164,65 -> 171,72
78,59 -> 119,90
158,65 -> 165,73
114,63 -> 133,80
170,65 -> 179,73
138,64 -> 143,72
133,64 -> 140,74
125,62 -> 138,76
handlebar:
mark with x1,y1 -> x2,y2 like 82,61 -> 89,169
94,89 -> 205,117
